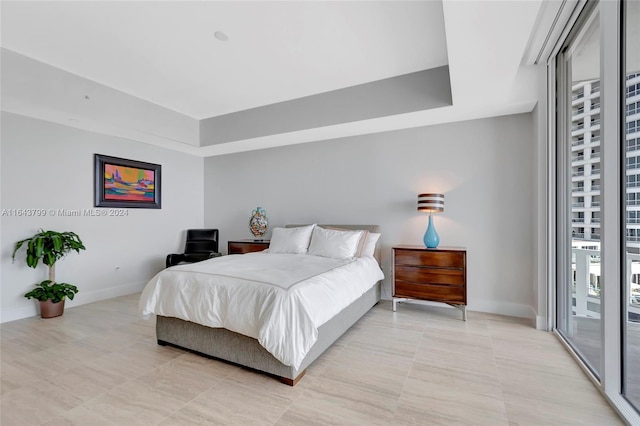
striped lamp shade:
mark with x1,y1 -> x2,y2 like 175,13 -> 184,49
417,193 -> 444,213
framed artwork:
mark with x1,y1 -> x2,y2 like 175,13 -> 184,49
94,154 -> 161,209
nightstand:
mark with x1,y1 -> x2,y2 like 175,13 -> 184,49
392,246 -> 467,320
228,239 -> 270,255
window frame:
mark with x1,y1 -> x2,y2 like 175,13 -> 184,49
548,0 -> 640,422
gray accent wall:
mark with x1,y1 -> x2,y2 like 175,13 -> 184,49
200,66 -> 452,145
1,49 -> 200,149
204,113 -> 535,318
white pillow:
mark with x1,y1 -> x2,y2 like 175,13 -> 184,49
268,225 -> 315,254
323,226 -> 369,257
361,232 -> 381,258
308,226 -> 364,259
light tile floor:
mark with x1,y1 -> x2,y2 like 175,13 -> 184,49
0,294 -> 623,425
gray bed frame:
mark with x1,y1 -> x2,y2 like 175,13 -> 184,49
156,225 -> 382,385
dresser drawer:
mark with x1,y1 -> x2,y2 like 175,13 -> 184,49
395,266 -> 464,286
394,281 -> 465,303
394,250 -> 465,268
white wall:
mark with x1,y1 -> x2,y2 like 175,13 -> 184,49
1,112 -> 204,322
204,113 -> 535,318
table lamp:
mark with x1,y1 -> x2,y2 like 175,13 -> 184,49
418,193 -> 444,248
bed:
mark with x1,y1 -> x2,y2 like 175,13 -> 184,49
139,224 -> 383,385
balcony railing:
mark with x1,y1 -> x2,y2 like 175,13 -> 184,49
572,218 -> 585,223
592,218 -> 601,223
572,248 -> 601,318
572,187 -> 585,192
573,202 -> 585,208
572,139 -> 585,146
591,152 -> 601,159
573,123 -> 585,131
592,201 -> 601,207
592,184 -> 601,190
573,171 -> 585,177
571,248 -> 640,319
573,92 -> 585,100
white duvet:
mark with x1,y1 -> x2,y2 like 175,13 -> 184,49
139,252 -> 384,369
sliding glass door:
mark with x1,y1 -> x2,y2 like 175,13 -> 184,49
556,6 -> 602,378
623,0 -> 640,411
554,1 -> 640,422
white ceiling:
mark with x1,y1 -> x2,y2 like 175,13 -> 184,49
0,0 -> 546,156
1,1 -> 448,119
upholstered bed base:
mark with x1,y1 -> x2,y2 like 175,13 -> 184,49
157,281 -> 381,385
156,224 -> 382,385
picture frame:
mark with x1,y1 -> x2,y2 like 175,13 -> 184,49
94,154 -> 161,209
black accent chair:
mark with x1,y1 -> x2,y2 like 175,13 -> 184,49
166,229 -> 222,268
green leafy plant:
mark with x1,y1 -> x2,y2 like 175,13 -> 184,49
12,230 -> 86,302
24,280 -> 78,303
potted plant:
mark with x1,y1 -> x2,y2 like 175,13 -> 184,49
12,230 -> 86,318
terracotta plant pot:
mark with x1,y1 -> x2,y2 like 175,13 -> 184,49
40,299 -> 65,318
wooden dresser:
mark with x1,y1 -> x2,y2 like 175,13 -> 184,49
227,239 -> 270,255
392,246 -> 467,320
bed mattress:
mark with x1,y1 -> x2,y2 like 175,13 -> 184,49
139,252 -> 384,369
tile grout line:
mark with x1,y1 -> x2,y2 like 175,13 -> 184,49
1,294 -> 623,425
34,324 -> 172,425
151,369 -> 231,426
45,352 -> 154,423
389,307 -> 431,422
486,319 -> 512,426
270,356 -> 337,425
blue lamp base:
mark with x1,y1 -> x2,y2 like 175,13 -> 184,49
423,214 -> 440,248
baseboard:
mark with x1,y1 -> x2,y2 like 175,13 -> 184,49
535,314 -> 548,331
0,281 -> 147,323
65,281 -> 146,308
469,299 -> 532,319
526,306 -> 550,331
380,294 -> 535,321
379,282 -> 393,300
0,304 -> 37,324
